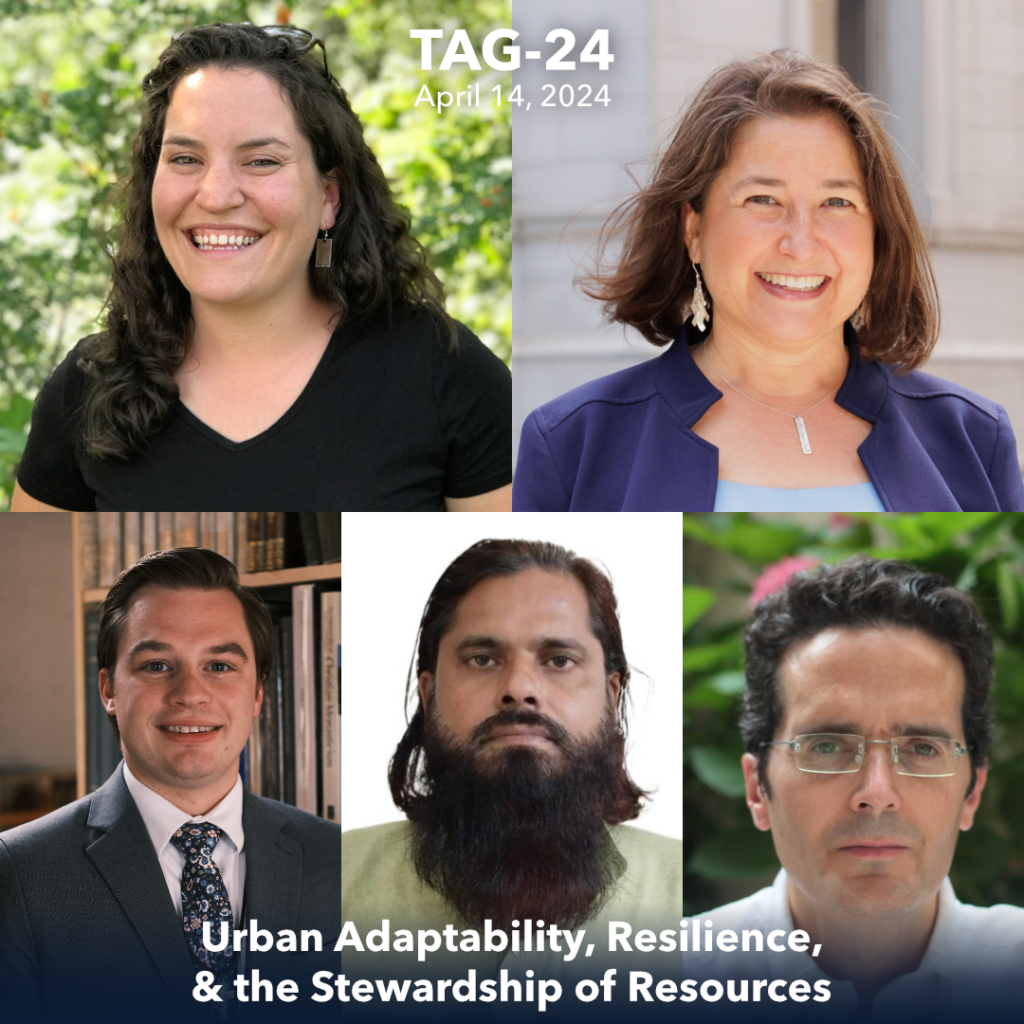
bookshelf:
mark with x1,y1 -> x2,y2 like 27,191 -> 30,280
70,513 -> 341,814
80,562 -> 341,605
0,768 -> 76,829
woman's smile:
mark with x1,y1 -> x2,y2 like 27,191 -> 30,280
755,272 -> 831,300
183,229 -> 266,257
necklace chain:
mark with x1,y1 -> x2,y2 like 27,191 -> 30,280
702,342 -> 836,420
701,340 -> 838,456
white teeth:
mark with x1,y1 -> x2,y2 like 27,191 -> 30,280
165,725 -> 217,733
190,233 -> 261,250
757,272 -> 826,290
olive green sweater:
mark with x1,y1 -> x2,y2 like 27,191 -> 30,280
342,820 -> 682,981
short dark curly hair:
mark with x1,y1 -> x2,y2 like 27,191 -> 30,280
740,557 -> 993,798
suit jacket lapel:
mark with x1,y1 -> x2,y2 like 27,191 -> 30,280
619,400 -> 720,510
241,791 -> 302,973
84,766 -> 196,1012
857,400 -> 960,510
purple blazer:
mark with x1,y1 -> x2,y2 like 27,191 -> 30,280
513,322 -> 1024,512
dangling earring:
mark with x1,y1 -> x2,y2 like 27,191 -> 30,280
850,294 -> 868,332
315,228 -> 333,268
691,261 -> 709,332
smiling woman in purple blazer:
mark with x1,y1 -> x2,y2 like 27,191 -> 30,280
513,50 -> 1024,513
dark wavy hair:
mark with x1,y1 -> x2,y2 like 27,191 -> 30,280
388,539 -> 649,824
80,22 -> 452,460
579,49 -> 940,369
97,546 -> 273,742
740,557 -> 994,798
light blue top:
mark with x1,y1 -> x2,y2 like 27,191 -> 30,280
714,480 -> 886,512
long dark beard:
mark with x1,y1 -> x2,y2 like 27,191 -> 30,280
409,704 -> 625,930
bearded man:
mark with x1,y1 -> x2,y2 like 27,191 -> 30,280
341,539 -> 682,988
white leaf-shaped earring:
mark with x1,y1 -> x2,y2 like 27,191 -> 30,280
691,261 -> 709,332
850,294 -> 868,332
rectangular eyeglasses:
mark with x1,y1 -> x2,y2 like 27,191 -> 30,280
762,733 -> 969,777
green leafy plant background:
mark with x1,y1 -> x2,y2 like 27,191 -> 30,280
684,512 -> 1024,916
0,0 -> 510,508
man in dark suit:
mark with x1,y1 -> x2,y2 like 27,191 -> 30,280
0,548 -> 339,1020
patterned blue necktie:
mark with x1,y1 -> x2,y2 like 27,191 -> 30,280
170,822 -> 236,985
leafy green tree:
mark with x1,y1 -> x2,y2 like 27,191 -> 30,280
0,0 -> 510,507
684,513 -> 1024,915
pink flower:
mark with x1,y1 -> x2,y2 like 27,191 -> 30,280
828,514 -> 855,533
749,556 -> 819,609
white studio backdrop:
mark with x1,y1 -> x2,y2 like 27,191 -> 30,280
340,511 -> 682,841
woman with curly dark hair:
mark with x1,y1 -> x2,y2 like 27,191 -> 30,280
13,22 -> 511,511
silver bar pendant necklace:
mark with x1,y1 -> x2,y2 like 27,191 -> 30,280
704,343 -> 833,456
795,416 -> 812,454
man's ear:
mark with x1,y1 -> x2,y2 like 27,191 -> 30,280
607,672 -> 622,708
742,752 -> 772,832
418,671 -> 434,710
959,764 -> 988,831
254,679 -> 264,717
682,202 -> 702,264
99,667 -> 114,713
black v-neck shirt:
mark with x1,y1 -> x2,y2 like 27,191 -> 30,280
17,305 -> 511,510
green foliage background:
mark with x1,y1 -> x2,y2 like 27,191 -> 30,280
0,0 -> 511,508
684,512 -> 1024,915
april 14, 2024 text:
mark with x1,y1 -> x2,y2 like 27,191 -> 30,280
415,83 -> 611,114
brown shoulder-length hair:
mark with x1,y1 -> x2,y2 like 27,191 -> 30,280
80,22 -> 453,461
579,49 -> 939,370
388,539 -> 650,825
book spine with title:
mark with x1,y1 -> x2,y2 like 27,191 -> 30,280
320,590 -> 341,821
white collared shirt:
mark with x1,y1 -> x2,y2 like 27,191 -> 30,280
122,761 -> 246,927
686,868 -> 1024,1018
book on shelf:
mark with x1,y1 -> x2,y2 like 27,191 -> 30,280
316,512 -> 340,564
298,512 -> 322,565
124,512 -> 141,567
79,513 -> 340,589
158,512 -> 174,552
98,513 -> 121,587
243,582 -> 340,820
321,590 -> 341,823
246,512 -> 266,573
266,512 -> 285,572
292,583 -> 319,815
216,511 -> 234,561
142,512 -> 157,557
255,610 -> 285,802
250,601 -> 292,805
277,612 -> 297,807
84,609 -> 122,793
80,513 -> 98,589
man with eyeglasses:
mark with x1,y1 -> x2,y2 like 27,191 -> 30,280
686,557 -> 1024,1019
